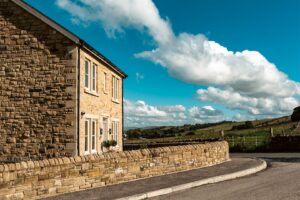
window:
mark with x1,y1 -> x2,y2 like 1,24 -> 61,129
84,60 -> 90,89
84,59 -> 97,93
102,117 -> 108,141
112,75 -> 119,101
84,120 -> 89,154
103,72 -> 107,92
91,120 -> 97,153
112,121 -> 119,143
92,64 -> 97,92
84,118 -> 97,154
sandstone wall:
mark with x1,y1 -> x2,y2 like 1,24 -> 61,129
79,49 -> 123,155
0,1 -> 77,161
0,141 -> 229,199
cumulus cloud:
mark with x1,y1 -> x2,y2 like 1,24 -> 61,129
197,87 -> 299,116
56,0 -> 300,118
189,106 -> 224,121
137,34 -> 300,99
124,99 -> 224,127
158,105 -> 186,112
55,0 -> 174,44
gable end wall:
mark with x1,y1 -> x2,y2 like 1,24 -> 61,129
0,0 -> 77,162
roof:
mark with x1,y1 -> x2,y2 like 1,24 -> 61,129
11,0 -> 128,78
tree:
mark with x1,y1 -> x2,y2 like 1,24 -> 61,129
291,106 -> 300,122
245,121 -> 255,129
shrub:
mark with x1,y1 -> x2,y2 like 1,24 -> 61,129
186,131 -> 195,136
110,140 -> 117,147
102,140 -> 111,149
291,106 -> 300,122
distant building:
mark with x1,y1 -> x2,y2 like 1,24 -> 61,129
0,0 -> 127,162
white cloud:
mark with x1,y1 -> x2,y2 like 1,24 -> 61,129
197,87 -> 299,116
158,105 -> 186,112
135,72 -> 144,82
124,99 -> 224,127
137,33 -> 300,99
55,0 -> 174,44
56,0 -> 300,118
124,100 -> 167,118
189,106 -> 224,122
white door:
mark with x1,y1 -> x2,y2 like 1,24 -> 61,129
102,118 -> 108,142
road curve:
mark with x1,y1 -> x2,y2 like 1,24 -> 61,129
151,154 -> 300,200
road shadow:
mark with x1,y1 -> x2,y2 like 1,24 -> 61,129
262,157 -> 300,163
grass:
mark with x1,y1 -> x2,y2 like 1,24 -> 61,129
125,116 -> 300,152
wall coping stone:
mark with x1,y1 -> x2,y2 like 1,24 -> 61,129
0,141 -> 227,173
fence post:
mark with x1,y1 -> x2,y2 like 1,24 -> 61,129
270,127 -> 274,137
243,136 -> 245,146
221,129 -> 225,138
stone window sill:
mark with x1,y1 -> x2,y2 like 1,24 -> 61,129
112,99 -> 120,104
84,89 -> 99,97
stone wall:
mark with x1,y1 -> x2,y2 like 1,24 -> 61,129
0,141 -> 229,199
0,0 -> 77,162
79,49 -> 123,155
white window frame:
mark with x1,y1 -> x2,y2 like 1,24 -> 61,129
91,119 -> 97,153
102,117 -> 109,141
112,75 -> 119,101
84,60 -> 90,89
112,120 -> 119,143
84,59 -> 98,94
92,64 -> 97,92
84,118 -> 98,155
84,119 -> 90,155
103,72 -> 107,93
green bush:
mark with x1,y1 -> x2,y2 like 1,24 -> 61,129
291,106 -> 300,122
186,131 -> 195,136
110,140 -> 117,147
102,140 -> 111,149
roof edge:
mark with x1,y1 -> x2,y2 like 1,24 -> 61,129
81,41 -> 128,78
11,0 -> 80,43
11,0 -> 128,79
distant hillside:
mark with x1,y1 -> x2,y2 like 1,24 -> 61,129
125,115 -> 295,140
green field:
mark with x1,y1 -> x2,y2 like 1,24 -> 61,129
125,116 -> 300,152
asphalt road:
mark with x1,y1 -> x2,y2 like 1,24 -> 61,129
151,153 -> 300,200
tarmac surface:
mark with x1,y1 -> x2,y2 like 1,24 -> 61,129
151,153 -> 300,200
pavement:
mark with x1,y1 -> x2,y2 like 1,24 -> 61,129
44,158 -> 266,200
232,152 -> 300,161
151,153 -> 300,200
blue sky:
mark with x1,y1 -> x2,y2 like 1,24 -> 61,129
25,0 -> 300,127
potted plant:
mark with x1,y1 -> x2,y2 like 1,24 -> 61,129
102,140 -> 111,151
110,140 -> 117,147
110,140 -> 118,150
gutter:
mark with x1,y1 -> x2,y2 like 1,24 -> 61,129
122,80 -> 124,150
76,47 -> 81,156
80,41 -> 128,79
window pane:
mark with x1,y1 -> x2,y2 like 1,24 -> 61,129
112,76 -> 115,99
116,78 -> 119,100
92,121 -> 96,150
85,61 -> 89,88
111,121 -> 118,141
92,65 -> 96,91
104,73 -> 107,91
116,122 -> 118,142
103,118 -> 108,141
85,120 -> 89,152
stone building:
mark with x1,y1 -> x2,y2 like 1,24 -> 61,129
0,0 -> 127,162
